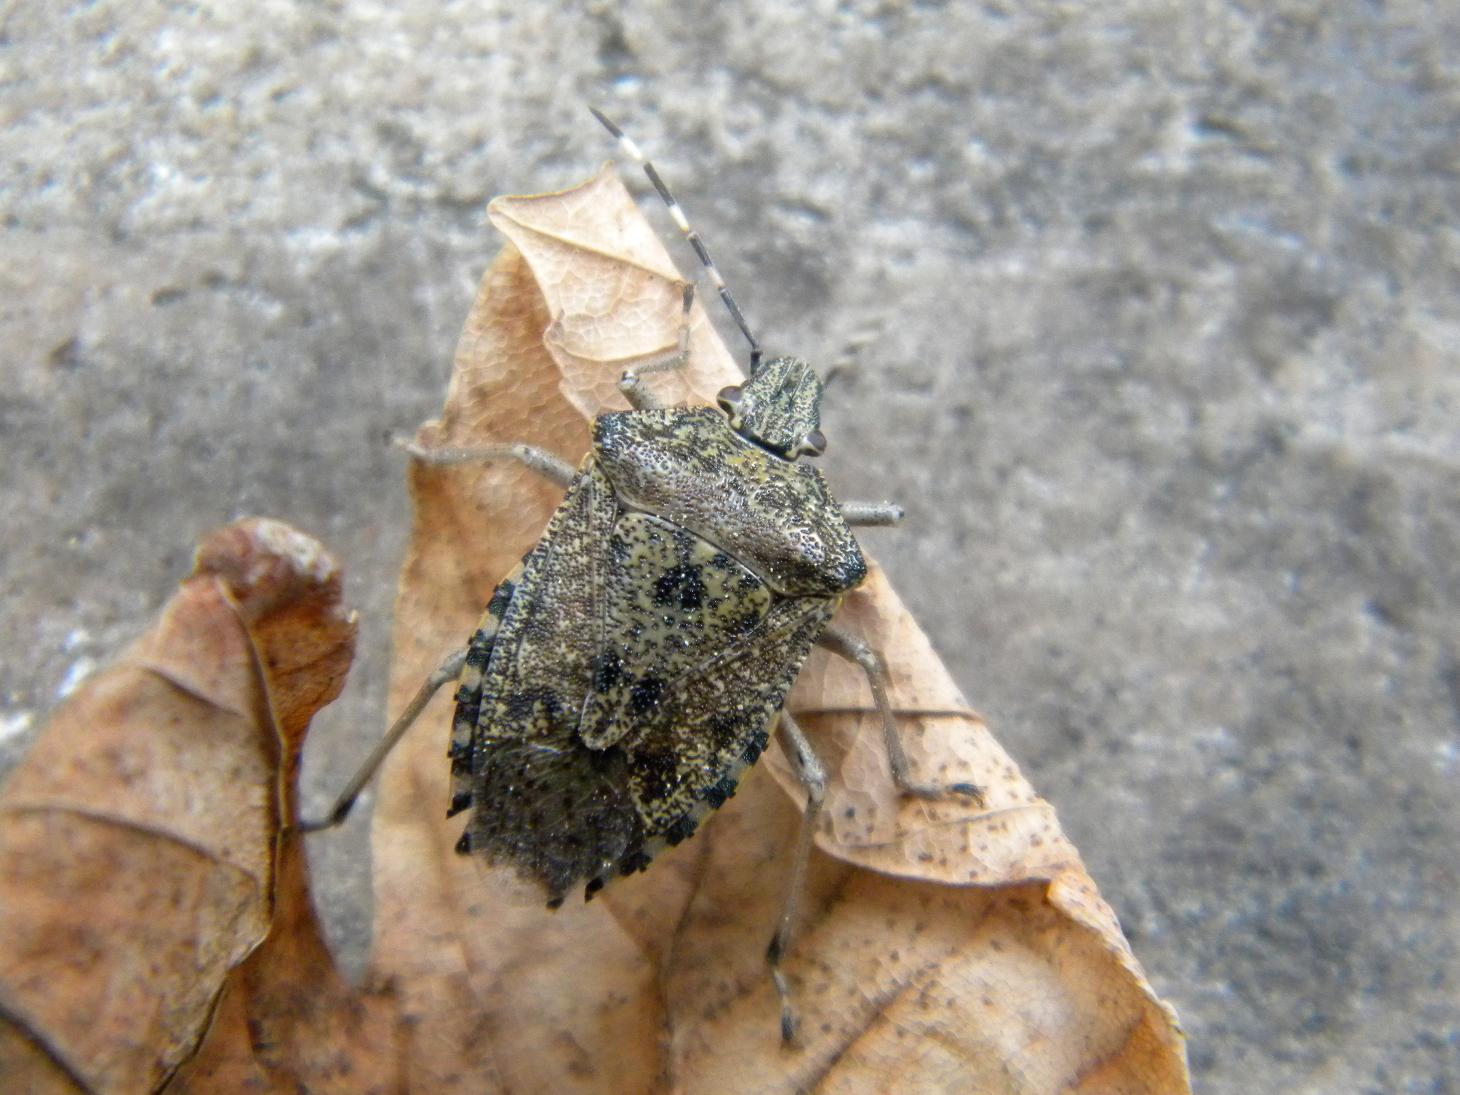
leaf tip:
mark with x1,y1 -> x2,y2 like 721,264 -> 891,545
193,518 -> 347,625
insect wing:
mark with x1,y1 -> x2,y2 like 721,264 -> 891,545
452,460 -> 840,901
447,558 -> 525,818
578,512 -> 773,751
457,461 -> 645,902
622,588 -> 838,848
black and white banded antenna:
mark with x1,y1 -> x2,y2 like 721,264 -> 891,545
590,107 -> 765,374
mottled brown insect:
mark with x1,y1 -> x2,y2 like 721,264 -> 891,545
445,358 -> 865,905
305,109 -> 981,1041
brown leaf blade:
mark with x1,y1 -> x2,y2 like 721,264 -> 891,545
169,521 -> 402,1095
371,165 -> 1190,1094
0,518 -> 375,1093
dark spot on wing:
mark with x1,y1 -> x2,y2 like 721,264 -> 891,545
629,675 -> 665,715
503,689 -> 536,721
633,746 -> 683,803
707,712 -> 741,750
593,650 -> 625,693
652,563 -> 708,612
502,687 -> 563,725
730,610 -> 761,637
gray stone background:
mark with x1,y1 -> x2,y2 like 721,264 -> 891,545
3,2 -> 1457,1091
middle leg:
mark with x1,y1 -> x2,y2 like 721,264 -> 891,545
817,624 -> 984,802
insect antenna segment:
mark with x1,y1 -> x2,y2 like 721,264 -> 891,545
589,107 -> 765,374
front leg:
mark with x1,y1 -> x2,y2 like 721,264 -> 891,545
839,500 -> 904,527
618,281 -> 696,411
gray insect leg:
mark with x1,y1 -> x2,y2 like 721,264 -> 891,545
839,500 -> 904,527
397,439 -> 576,488
619,281 -> 696,411
295,646 -> 469,833
816,625 -> 985,803
766,710 -> 827,1044
819,319 -> 887,389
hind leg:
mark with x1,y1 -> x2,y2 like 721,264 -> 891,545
766,710 -> 827,1044
295,646 -> 469,832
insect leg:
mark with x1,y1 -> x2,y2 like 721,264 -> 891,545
590,106 -> 763,374
766,710 -> 827,1044
295,646 -> 469,833
816,625 -> 985,803
839,501 -> 905,527
819,319 -> 888,389
397,439 -> 576,488
619,281 -> 695,412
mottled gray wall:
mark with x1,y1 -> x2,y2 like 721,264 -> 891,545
3,3 -> 1457,1092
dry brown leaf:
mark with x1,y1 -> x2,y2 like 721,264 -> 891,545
0,164 -> 1191,1095
0,518 -> 396,1094
370,165 -> 1192,1093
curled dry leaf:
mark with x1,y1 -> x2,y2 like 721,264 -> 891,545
371,165 -> 1191,1093
0,518 -> 394,1093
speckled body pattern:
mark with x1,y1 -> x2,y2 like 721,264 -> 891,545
448,398 -> 866,905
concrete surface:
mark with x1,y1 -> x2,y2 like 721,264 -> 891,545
3,3 -> 1457,1091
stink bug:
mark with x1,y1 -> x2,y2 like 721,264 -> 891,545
303,109 -> 982,1042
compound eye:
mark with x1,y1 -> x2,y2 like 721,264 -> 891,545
799,429 -> 827,457
716,385 -> 743,413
